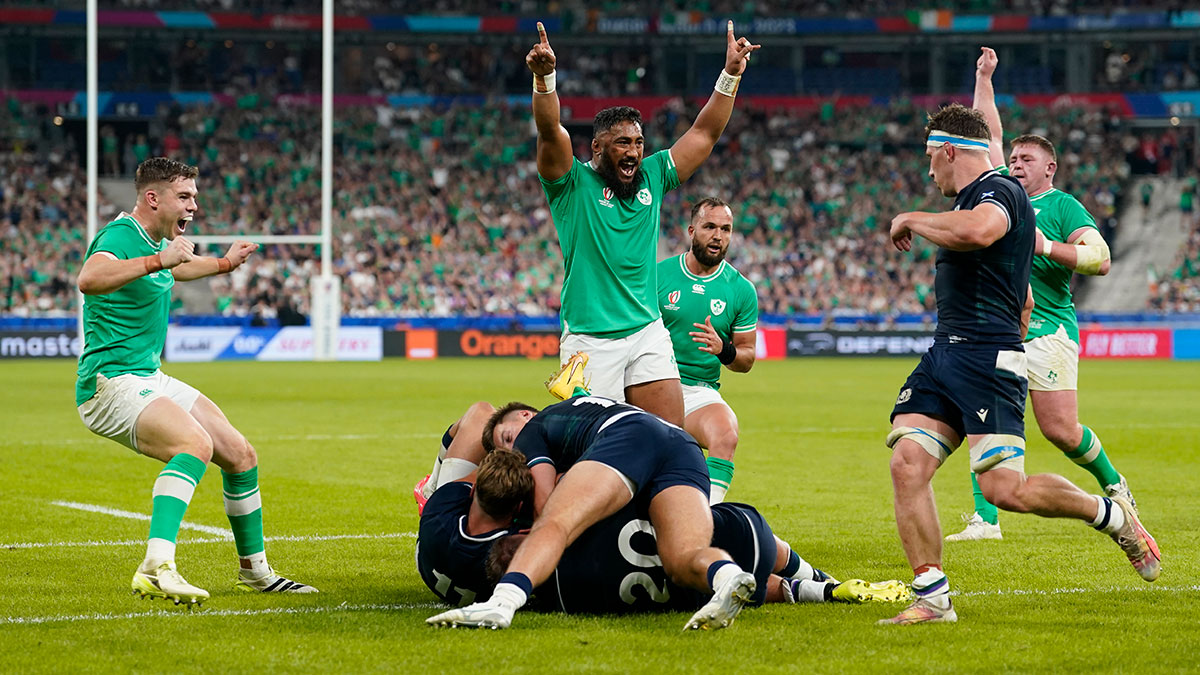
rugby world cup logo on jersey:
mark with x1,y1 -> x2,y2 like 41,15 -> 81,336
710,299 -> 726,316
637,188 -> 652,206
664,290 -> 681,311
599,187 -> 615,208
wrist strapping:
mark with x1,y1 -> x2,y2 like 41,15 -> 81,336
218,257 -> 233,274
1042,238 -> 1053,257
717,337 -> 737,365
715,70 -> 741,97
143,252 -> 163,274
534,70 -> 556,95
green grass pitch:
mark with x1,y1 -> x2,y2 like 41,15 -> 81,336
2,357 -> 1197,673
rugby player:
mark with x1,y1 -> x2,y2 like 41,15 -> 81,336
882,105 -> 1160,625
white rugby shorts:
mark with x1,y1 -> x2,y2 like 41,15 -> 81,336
1025,325 -> 1079,392
681,383 -> 728,417
559,318 -> 679,402
78,371 -> 202,453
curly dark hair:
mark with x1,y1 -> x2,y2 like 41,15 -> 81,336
593,106 -> 643,138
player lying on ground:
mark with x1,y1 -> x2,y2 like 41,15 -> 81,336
427,397 -> 756,631
75,157 -> 314,607
486,499 -> 911,615
416,448 -> 532,606
414,400 -> 906,612
945,46 -> 1135,542
882,104 -> 1159,626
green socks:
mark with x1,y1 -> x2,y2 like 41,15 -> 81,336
706,456 -> 735,505
222,466 -> 265,557
970,472 -> 999,525
146,453 -> 207,566
1063,425 -> 1121,488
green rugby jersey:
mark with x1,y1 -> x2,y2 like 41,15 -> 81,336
657,254 -> 758,388
997,167 -> 1096,343
540,150 -> 680,338
75,214 -> 173,405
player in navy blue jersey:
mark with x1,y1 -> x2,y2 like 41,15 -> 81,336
487,500 -> 911,615
427,397 -> 756,631
881,104 -> 1160,626
415,449 -> 531,607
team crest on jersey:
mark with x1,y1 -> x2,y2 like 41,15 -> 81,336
636,188 -> 652,206
668,290 -> 681,304
710,299 -> 726,316
896,388 -> 912,404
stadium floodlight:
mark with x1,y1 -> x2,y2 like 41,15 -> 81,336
81,0 -> 341,361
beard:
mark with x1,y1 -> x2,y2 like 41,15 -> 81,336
595,154 -> 644,201
691,238 -> 727,267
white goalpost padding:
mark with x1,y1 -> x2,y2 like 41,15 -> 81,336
82,0 -> 341,360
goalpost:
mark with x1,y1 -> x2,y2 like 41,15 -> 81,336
83,0 -> 341,360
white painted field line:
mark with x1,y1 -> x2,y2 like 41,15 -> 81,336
0,602 -> 443,626
954,583 -> 1200,598
16,432 -> 442,447
2,531 -> 416,550
51,500 -> 233,537
4,585 -> 1198,626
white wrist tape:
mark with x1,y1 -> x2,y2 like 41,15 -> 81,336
1042,237 -> 1053,257
714,70 -> 741,97
1072,229 -> 1111,275
534,70 -> 556,95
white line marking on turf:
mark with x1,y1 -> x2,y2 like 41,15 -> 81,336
2,531 -> 417,550
3,585 -> 1198,626
51,500 -> 233,537
18,432 -> 441,447
0,602 -> 443,626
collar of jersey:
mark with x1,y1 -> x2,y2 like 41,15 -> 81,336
679,254 -> 726,282
119,211 -> 159,248
1029,187 -> 1058,202
456,515 -> 513,543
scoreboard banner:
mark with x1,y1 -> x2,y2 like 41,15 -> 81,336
165,326 -> 382,362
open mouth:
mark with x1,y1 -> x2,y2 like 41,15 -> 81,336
707,244 -> 722,255
618,159 -> 637,180
177,216 -> 192,234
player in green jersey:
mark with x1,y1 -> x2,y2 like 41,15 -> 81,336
527,20 -> 759,426
76,158 -> 315,605
947,47 -> 1134,542
657,198 -> 758,504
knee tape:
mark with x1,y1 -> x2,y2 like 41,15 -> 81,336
886,426 -> 955,466
970,434 -> 1026,473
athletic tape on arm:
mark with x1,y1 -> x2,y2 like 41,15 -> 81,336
1071,229 -> 1110,275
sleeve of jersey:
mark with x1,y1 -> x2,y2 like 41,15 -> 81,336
732,277 -> 759,333
90,224 -> 140,260
650,150 -> 681,193
1060,195 -> 1098,239
977,181 -> 1020,234
539,158 -> 579,205
514,427 -> 555,470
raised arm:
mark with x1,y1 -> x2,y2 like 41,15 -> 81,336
972,47 -> 1007,170
527,22 -> 573,182
669,21 -> 760,183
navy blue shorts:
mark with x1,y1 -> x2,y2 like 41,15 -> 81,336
891,342 -> 1028,439
711,503 -> 776,607
582,414 -> 710,502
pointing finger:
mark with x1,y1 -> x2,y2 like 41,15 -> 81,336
537,21 -> 548,45
727,20 -> 734,46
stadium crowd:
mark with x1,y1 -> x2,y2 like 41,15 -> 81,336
3,91 -> 1157,321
